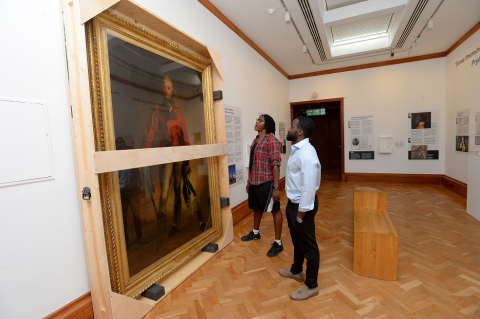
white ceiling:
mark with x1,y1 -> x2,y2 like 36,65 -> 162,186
208,0 -> 480,76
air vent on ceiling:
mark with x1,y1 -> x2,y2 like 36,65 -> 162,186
297,0 -> 327,61
395,0 -> 429,49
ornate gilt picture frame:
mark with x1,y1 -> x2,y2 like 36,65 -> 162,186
85,12 -> 222,298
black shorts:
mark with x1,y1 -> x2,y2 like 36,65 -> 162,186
248,181 -> 280,212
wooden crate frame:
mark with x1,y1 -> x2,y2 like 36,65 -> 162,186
60,1 -> 233,318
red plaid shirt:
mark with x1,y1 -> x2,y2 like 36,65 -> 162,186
248,134 -> 282,185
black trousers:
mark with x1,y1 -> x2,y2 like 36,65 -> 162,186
286,196 -> 319,288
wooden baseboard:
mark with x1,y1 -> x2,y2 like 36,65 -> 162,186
442,175 -> 468,198
344,173 -> 444,184
232,199 -> 250,225
43,292 -> 92,319
232,177 -> 286,225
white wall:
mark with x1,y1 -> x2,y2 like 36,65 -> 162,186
289,58 -> 447,174
0,1 -> 89,318
135,0 -> 291,207
445,29 -> 480,184
0,0 -> 290,318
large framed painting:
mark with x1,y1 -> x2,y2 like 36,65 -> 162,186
85,12 -> 222,298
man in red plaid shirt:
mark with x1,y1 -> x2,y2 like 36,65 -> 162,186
241,114 -> 284,257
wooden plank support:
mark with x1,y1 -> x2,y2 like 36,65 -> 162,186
208,46 -> 234,250
80,0 -> 121,24
61,1 -> 114,318
93,143 -> 228,174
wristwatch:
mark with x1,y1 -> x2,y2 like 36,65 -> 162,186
273,186 -> 279,190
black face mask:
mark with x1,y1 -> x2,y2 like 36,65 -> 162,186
286,131 -> 297,142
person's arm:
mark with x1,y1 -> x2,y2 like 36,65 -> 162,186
246,139 -> 256,193
270,138 -> 282,202
272,166 -> 280,202
297,152 -> 320,219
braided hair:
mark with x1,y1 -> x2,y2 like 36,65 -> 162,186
261,114 -> 276,135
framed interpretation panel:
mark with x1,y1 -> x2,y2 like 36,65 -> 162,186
85,12 -> 222,298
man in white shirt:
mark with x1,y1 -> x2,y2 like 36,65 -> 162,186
279,116 -> 321,301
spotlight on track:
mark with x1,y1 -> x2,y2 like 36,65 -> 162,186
313,63 -> 317,71
428,18 -> 433,29
303,44 -> 307,53
285,11 -> 291,23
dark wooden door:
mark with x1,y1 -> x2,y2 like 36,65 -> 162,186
306,109 -> 341,169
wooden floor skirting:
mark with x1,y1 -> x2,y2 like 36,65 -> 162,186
43,292 -> 92,319
442,175 -> 468,198
344,173 -> 444,184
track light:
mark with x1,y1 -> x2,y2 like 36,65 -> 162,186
409,48 -> 413,56
327,63 -> 332,70
285,11 -> 291,23
428,18 -> 433,29
415,39 -> 420,46
303,44 -> 307,53
412,42 -> 416,48
390,50 -> 395,58
313,63 -> 317,71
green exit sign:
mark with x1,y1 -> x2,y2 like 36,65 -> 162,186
306,108 -> 325,116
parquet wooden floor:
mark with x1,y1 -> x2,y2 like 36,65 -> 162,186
146,177 -> 480,318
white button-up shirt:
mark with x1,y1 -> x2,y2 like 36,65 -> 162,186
286,138 -> 321,212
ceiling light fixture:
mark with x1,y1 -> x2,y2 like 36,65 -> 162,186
303,44 -> 307,53
313,63 -> 317,71
428,18 -> 433,29
285,11 -> 291,23
327,63 -> 332,70
390,50 -> 395,58
409,48 -> 413,56
415,39 -> 420,46
412,42 -> 416,48
268,9 -> 275,14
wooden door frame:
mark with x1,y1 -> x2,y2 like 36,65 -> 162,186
290,98 -> 345,182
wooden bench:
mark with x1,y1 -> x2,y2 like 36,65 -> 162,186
353,187 -> 398,281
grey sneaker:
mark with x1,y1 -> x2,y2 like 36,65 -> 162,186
279,269 -> 304,282
290,284 -> 319,301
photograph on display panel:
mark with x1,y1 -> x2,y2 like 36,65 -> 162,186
408,111 -> 439,160
85,13 -> 222,298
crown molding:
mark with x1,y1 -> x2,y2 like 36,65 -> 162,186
288,52 -> 446,79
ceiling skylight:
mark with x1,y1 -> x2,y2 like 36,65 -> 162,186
331,13 -> 394,44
